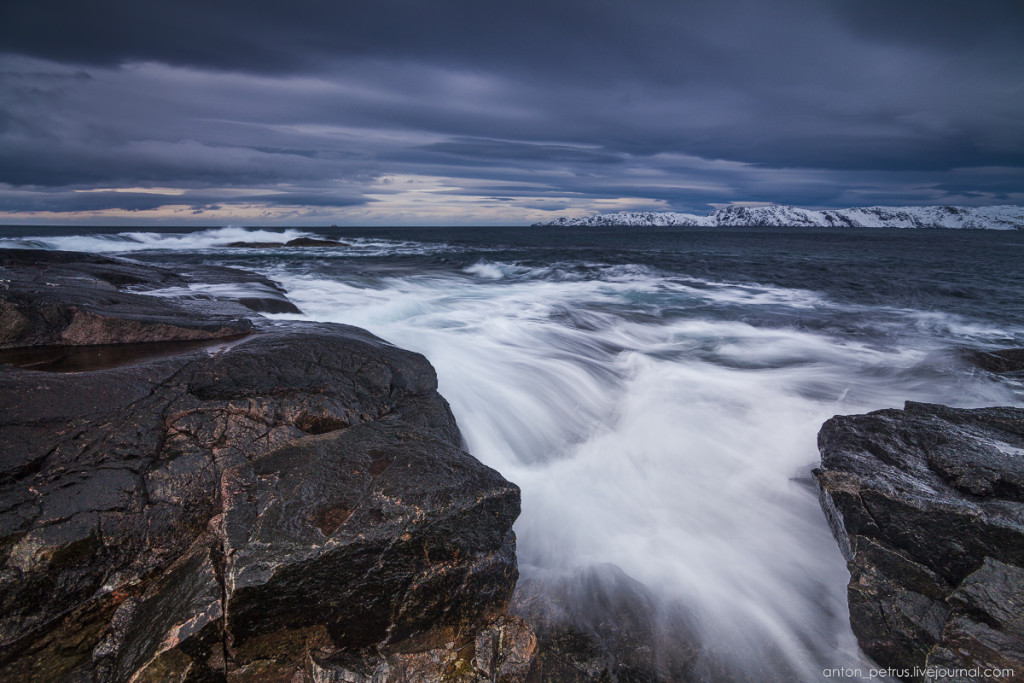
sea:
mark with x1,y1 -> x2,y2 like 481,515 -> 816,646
3,224 -> 1023,680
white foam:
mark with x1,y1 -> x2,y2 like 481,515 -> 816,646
141,282 -> 284,300
0,226 -> 314,253
463,260 -> 514,279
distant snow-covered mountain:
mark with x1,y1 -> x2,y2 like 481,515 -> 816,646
536,205 -> 1024,229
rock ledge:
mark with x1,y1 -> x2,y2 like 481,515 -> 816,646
816,401 -> 1024,681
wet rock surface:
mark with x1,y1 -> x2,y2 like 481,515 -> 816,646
0,249 -> 528,681
0,249 -> 297,349
512,564 -> 700,682
815,401 -> 1024,681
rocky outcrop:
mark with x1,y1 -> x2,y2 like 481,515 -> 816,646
0,249 -> 300,350
0,250 -> 529,681
815,401 -> 1024,681
224,238 -> 349,248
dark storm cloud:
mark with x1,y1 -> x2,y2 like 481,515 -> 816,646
0,1 -> 743,78
835,0 -> 1024,50
9,1 -> 1017,84
0,0 -> 1022,222
0,190 -> 185,213
0,188 -> 368,213
423,139 -> 623,166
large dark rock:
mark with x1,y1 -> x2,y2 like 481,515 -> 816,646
815,402 -> 1024,681
0,250 -> 528,681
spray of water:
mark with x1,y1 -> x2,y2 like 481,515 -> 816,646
0,226 -> 317,252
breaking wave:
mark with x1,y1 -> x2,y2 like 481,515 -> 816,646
0,226 -> 318,252
0,226 -> 470,258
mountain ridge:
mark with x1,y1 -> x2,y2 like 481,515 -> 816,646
535,204 -> 1024,229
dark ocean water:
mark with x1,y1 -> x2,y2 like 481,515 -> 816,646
3,224 -> 1023,680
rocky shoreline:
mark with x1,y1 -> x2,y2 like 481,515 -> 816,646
0,250 -> 532,681
3,248 -> 1023,682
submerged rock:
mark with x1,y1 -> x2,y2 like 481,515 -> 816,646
0,250 -> 529,681
282,237 -> 349,247
961,347 -> 1024,375
815,402 -> 1024,681
512,564 -> 700,682
223,237 -> 349,248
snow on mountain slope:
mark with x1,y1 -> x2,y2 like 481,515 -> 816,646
538,210 -> 714,227
537,205 -> 1024,229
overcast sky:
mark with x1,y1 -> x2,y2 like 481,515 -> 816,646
1,0 -> 1022,225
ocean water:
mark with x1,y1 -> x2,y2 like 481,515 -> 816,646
3,224 -> 1023,680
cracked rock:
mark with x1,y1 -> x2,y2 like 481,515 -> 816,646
0,250 -> 526,681
815,401 -> 1024,681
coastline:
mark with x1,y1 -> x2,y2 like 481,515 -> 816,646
2,246 -> 1023,682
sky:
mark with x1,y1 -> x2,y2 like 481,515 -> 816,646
1,0 -> 1022,226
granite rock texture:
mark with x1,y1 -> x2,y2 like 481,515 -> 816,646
0,249 -> 528,682
816,401 -> 1024,682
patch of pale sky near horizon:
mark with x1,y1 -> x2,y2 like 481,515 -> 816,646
73,187 -> 188,195
0,174 -> 677,226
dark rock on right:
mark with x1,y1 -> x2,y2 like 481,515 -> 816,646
815,401 -> 1024,681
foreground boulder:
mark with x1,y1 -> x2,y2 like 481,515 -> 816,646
0,250 -> 528,681
815,401 -> 1024,681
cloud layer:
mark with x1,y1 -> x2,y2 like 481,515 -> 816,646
1,0 -> 1022,224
